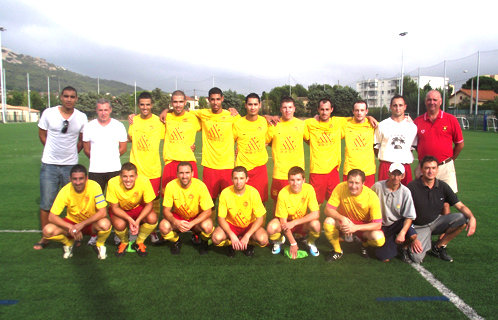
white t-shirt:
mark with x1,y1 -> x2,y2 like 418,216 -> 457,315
83,118 -> 127,173
38,106 -> 88,165
374,117 -> 418,164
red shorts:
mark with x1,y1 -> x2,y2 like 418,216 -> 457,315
63,218 -> 93,236
229,222 -> 253,237
310,166 -> 340,204
149,178 -> 161,197
247,165 -> 269,203
378,161 -> 413,186
343,174 -> 375,188
291,224 -> 306,237
161,161 -> 198,197
109,205 -> 144,220
203,167 -> 233,199
271,178 -> 289,201
172,212 -> 196,223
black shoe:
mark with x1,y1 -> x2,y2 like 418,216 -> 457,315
226,246 -> 236,258
244,245 -> 255,257
199,239 -> 209,255
325,250 -> 343,262
360,243 -> 370,259
431,244 -> 453,262
154,236 -> 167,246
170,237 -> 182,255
398,247 -> 412,263
132,242 -> 148,257
191,233 -> 201,245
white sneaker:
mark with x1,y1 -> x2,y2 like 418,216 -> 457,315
114,234 -> 121,245
87,235 -> 97,246
271,235 -> 286,254
307,241 -> 320,257
96,246 -> 107,260
63,245 -> 73,259
150,232 -> 159,244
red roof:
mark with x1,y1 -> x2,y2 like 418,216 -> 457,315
457,89 -> 498,102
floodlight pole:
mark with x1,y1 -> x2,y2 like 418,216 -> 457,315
27,73 -> 31,122
0,27 -> 6,123
399,32 -> 408,96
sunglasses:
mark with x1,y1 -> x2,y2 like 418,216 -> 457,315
61,120 -> 69,133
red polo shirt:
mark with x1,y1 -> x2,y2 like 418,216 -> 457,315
414,110 -> 463,163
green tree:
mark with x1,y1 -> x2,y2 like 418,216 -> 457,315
462,76 -> 498,93
267,84 -> 308,115
222,89 -> 245,114
7,90 -> 24,106
307,84 -> 360,117
28,91 -> 46,111
198,97 -> 209,109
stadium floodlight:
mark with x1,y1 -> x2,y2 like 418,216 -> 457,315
399,32 -> 408,96
0,27 -> 7,124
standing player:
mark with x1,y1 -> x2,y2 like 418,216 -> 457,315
42,165 -> 111,259
212,166 -> 268,257
128,92 -> 165,242
375,95 -> 417,185
106,162 -> 158,257
83,98 -> 127,192
83,98 -> 127,246
342,100 -> 376,187
324,169 -> 385,261
232,93 -> 269,204
36,86 -> 88,250
267,167 -> 321,259
304,99 -> 347,204
266,97 -> 309,215
161,90 -> 201,191
159,162 -> 214,255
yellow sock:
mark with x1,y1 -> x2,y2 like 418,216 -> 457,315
215,239 -> 232,247
307,230 -> 320,244
269,232 -> 282,242
324,223 -> 342,253
153,199 -> 161,214
201,226 -> 214,241
115,229 -> 129,245
137,222 -> 158,244
96,226 -> 112,247
163,231 -> 179,242
249,239 -> 266,248
46,234 -> 74,247
367,237 -> 385,248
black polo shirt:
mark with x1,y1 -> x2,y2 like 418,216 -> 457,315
407,177 -> 460,225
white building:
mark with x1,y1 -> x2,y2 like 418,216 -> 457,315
356,76 -> 449,108
1,105 -> 40,122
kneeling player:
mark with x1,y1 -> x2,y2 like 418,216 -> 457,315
324,169 -> 385,262
42,164 -> 111,259
212,166 -> 268,257
267,166 -> 321,259
106,162 -> 158,257
158,162 -> 214,255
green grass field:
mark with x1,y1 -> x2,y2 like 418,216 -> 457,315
0,122 -> 496,319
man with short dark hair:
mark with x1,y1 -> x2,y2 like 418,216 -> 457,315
324,169 -> 385,262
42,164 -> 111,259
342,101 -> 376,187
159,162 -> 214,255
374,95 -> 417,185
233,93 -> 269,204
106,162 -> 158,257
212,166 -> 268,257
407,155 -> 476,263
35,86 -> 88,250
267,166 -> 321,259
371,163 -> 417,262
266,97 -> 309,215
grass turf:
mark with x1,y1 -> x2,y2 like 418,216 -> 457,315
0,122 -> 496,319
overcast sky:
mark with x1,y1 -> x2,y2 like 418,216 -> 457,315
1,0 -> 498,96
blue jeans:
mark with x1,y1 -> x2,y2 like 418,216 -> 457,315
39,163 -> 72,211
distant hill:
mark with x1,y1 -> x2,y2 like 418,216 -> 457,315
1,47 -> 143,95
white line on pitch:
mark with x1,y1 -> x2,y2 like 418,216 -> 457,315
411,263 -> 485,320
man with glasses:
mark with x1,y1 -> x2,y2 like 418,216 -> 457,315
35,86 -> 88,250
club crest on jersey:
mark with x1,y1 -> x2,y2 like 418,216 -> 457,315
301,197 -> 306,203
221,117 -> 226,121
183,118 -> 188,122
421,129 -> 425,134
443,126 -> 447,131
188,194 -> 194,199
243,201 -> 248,207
